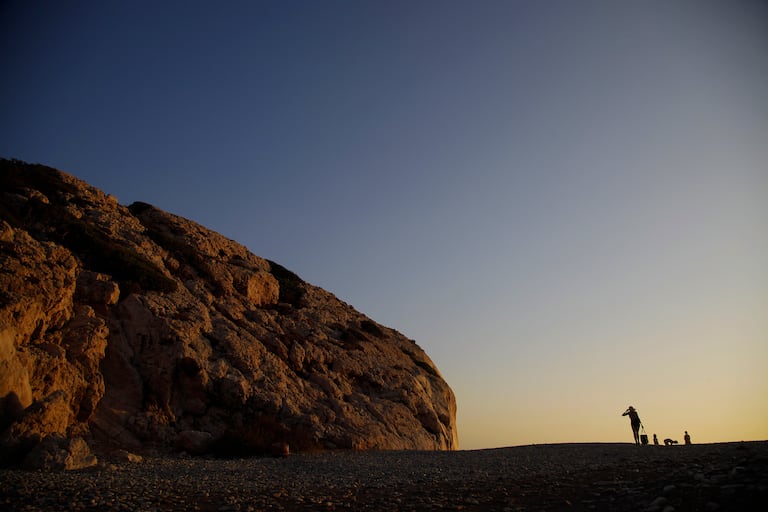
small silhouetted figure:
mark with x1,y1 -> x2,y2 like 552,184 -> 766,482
664,438 -> 678,446
622,406 -> 642,445
684,431 -> 691,445
653,434 -> 659,445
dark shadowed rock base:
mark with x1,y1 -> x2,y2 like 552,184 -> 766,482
1,442 -> 766,511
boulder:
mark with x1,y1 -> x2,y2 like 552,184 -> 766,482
113,449 -> 143,463
0,391 -> 72,464
21,434 -> 98,470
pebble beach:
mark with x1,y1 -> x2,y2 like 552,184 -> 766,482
2,441 -> 766,511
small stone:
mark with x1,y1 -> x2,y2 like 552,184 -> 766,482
730,466 -> 746,477
114,449 -> 143,463
270,442 -> 290,458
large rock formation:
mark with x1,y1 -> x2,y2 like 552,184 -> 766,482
0,159 -> 458,465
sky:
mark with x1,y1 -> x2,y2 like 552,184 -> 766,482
1,0 -> 766,449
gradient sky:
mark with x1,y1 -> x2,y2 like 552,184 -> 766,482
2,1 -> 766,449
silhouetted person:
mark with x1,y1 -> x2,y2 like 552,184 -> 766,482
684,431 -> 691,445
664,438 -> 678,446
653,434 -> 659,445
622,406 -> 642,444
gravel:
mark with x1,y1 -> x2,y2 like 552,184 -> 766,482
2,441 -> 766,511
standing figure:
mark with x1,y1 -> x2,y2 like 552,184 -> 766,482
684,431 -> 691,445
653,434 -> 659,445
622,406 -> 642,445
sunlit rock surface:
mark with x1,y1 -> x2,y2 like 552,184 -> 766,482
0,159 -> 457,464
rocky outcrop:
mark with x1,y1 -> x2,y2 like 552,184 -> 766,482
0,159 -> 458,464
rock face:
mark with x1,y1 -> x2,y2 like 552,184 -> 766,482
0,159 -> 458,464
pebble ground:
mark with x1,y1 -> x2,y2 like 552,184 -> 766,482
1,441 -> 766,511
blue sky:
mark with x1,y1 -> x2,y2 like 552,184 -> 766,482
2,0 -> 767,448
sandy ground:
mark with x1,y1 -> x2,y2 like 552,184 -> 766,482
1,441 -> 766,511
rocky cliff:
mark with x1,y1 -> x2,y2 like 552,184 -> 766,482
0,159 -> 457,466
